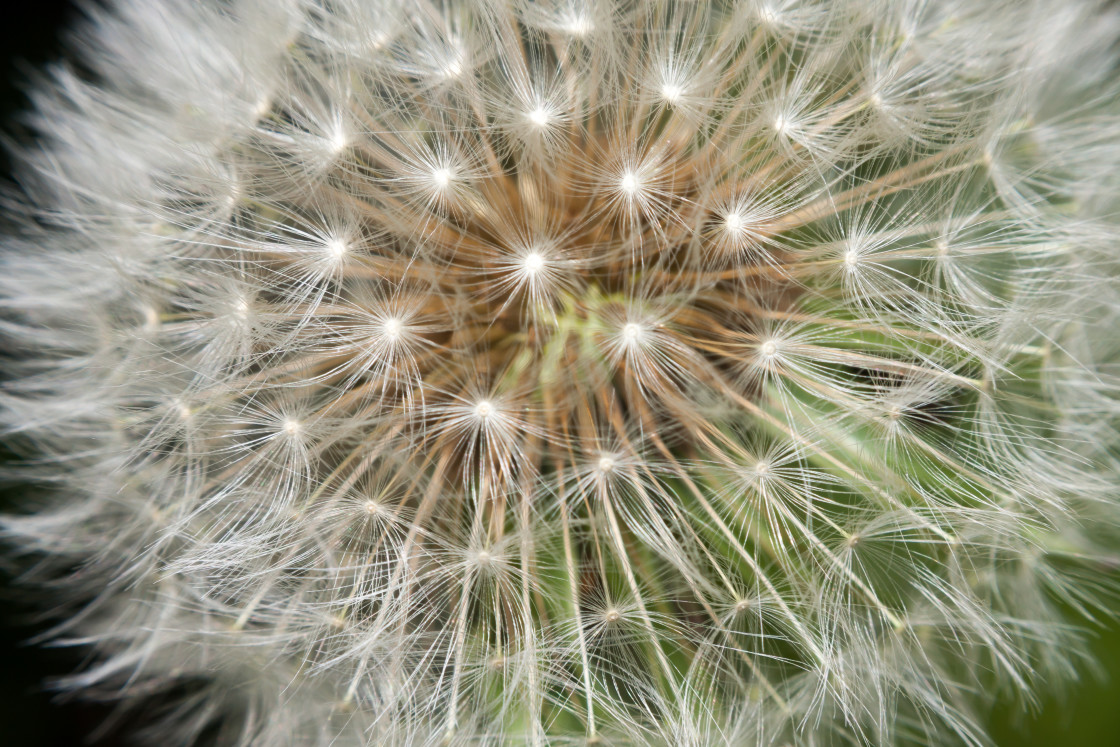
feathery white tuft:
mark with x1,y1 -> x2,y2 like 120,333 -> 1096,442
3,1 -> 1120,746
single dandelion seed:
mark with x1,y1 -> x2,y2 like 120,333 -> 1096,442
432,167 -> 453,189
523,252 -> 545,274
527,106 -> 550,127
329,128 -> 348,154
660,83 -> 683,105
619,172 -> 640,195
565,14 -> 593,37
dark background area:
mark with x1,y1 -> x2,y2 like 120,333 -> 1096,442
2,2 -> 1120,745
0,5 -> 128,746
0,0 -> 85,177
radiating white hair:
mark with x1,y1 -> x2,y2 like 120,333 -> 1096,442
3,0 -> 1120,745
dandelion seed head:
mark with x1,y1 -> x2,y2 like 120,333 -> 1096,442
4,1 -> 1120,746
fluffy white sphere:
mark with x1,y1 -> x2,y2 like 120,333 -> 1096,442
3,1 -> 1120,745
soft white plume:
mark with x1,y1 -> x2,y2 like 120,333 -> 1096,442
3,1 -> 1120,745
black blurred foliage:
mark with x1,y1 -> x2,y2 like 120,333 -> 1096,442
0,2 -> 1119,745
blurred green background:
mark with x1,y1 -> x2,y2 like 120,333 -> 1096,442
1,2 -> 1119,745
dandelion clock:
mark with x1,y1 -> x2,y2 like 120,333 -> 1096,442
3,1 -> 1120,745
